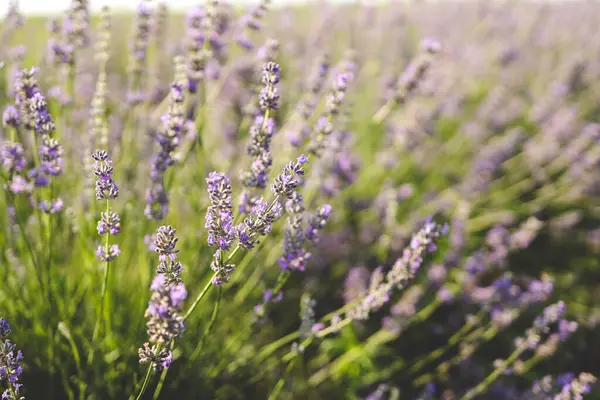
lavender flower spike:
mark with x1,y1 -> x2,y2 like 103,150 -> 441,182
0,317 -> 25,400
92,150 -> 119,200
139,226 -> 187,371
206,172 -> 236,251
272,155 -> 308,199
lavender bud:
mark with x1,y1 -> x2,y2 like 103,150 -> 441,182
92,150 -> 118,200
0,142 -> 26,174
97,208 -> 120,235
272,155 -> 308,199
205,172 -> 236,251
153,225 -> 179,261
2,106 -> 19,128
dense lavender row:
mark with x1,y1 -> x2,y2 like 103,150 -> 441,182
0,0 -> 599,398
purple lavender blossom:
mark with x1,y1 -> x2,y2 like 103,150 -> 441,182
236,197 -> 282,251
14,67 -> 57,135
96,244 -> 120,262
234,0 -> 270,51
346,219 -> 447,322
97,208 -> 120,235
92,150 -> 118,200
305,204 -> 332,245
140,274 -> 186,359
139,226 -> 187,370
205,172 -> 236,251
39,136 -> 63,177
127,0 -> 152,104
343,266 -> 370,304
39,198 -> 64,214
2,106 -> 19,128
146,81 -> 185,220
0,142 -> 26,174
0,317 -> 24,400
279,193 -> 311,271
258,61 -> 280,111
271,155 -> 308,199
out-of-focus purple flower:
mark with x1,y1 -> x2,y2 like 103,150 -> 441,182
127,0 -> 152,104
39,136 -> 63,177
146,80 -> 185,220
347,220 -> 446,322
0,142 -> 26,174
96,244 -> 120,262
343,266 -> 369,304
39,198 -> 64,214
0,319 -> 9,338
2,106 -> 19,128
279,193 -> 311,271
8,175 -> 32,194
510,217 -> 543,250
557,319 -> 578,341
235,0 -> 270,51
97,208 -> 120,235
305,204 -> 332,245
14,67 -> 56,135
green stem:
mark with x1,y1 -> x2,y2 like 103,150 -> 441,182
189,286 -> 222,363
183,275 -> 215,321
267,357 -> 297,400
88,199 -> 112,364
152,341 -> 175,400
407,309 -> 484,375
460,345 -> 525,400
134,365 -> 154,400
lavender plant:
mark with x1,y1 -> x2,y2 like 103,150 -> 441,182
0,1 -> 598,399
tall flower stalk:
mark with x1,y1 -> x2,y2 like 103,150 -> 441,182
135,226 -> 187,400
88,150 -> 120,363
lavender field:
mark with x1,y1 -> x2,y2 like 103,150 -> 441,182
1,0 -> 600,399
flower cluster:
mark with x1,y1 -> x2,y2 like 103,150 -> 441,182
235,0 -> 270,50
14,67 -> 54,134
145,73 -> 185,221
144,275 -> 187,345
307,66 -> 354,156
238,62 -> 281,214
127,0 -> 152,104
2,106 -> 20,128
236,198 -> 282,252
184,7 -> 209,94
393,38 -> 441,104
527,372 -> 596,399
0,317 -> 24,400
272,155 -> 308,199
287,53 -> 330,147
258,61 -> 280,112
0,142 -> 26,175
139,226 -> 187,371
38,136 -> 64,178
347,219 -> 448,322
299,293 -> 317,338
92,150 -> 120,262
92,150 -> 118,200
206,172 -> 236,251
279,193 -> 310,271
